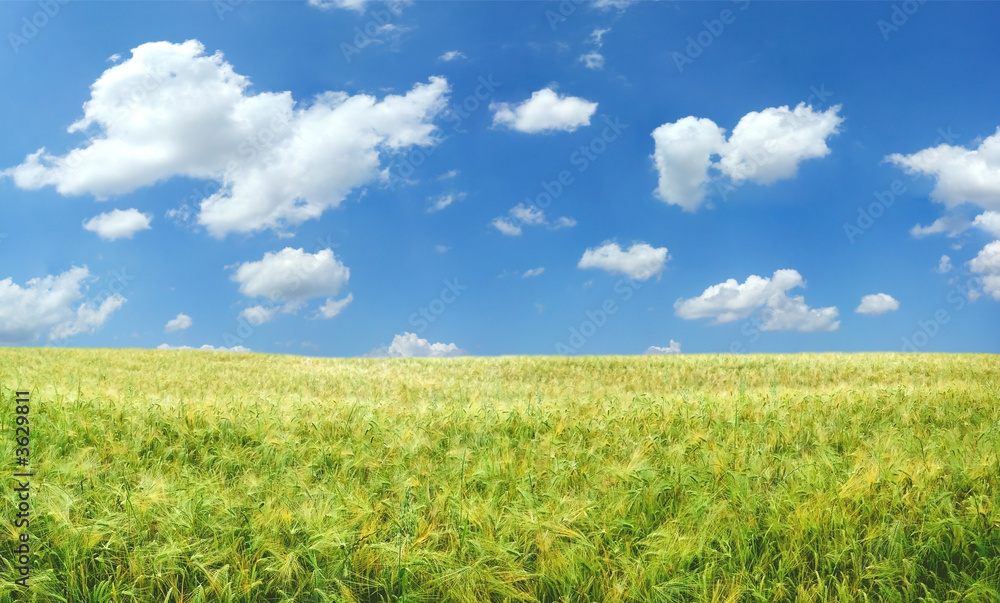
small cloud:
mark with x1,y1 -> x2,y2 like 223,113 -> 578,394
855,293 -> 900,315
240,305 -> 278,326
164,313 -> 192,332
534,302 -> 545,314
491,217 -> 522,236
910,215 -> 970,238
427,192 -> 465,213
578,241 -> 670,281
83,208 -> 152,241
435,244 -> 450,253
107,53 -> 121,63
491,87 -> 598,134
437,169 -> 459,181
438,50 -> 466,61
522,267 -> 545,278
157,343 -> 251,352
645,340 -> 681,354
550,216 -> 577,230
315,293 -> 353,319
937,254 -> 953,274
301,341 -> 319,350
381,332 -> 465,357
579,52 -> 605,70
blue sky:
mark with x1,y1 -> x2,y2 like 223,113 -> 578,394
1,0 -> 999,356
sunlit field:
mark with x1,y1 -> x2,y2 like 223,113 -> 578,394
1,349 -> 999,602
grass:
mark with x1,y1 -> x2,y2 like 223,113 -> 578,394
1,349 -> 999,602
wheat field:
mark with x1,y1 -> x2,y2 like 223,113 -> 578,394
1,349 -> 998,602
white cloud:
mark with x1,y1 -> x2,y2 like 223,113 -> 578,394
1,40 -> 450,238
579,52 -> 605,70
240,305 -> 278,325
82,208 -> 151,240
674,269 -> 839,331
937,254 -> 953,274
164,312 -> 192,332
427,192 -> 464,213
316,293 -> 354,319
439,50 -> 466,61
550,216 -> 577,229
435,244 -> 450,253
157,343 -> 251,352
593,0 -> 636,8
0,266 -> 126,343
645,340 -> 681,354
491,217 -> 522,236
590,27 -> 610,46
886,128 -> 1000,212
651,117 -> 726,211
307,0 -> 369,11
651,104 -> 843,211
522,267 -> 545,278
910,214 -> 970,238
230,247 -> 350,314
973,211 -> 1000,238
491,87 -> 597,134
510,203 -> 546,225
855,293 -> 900,315
385,332 -> 464,357
717,103 -> 843,185
578,241 -> 669,281
969,240 -> 1000,300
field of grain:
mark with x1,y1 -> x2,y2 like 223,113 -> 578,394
1,349 -> 998,602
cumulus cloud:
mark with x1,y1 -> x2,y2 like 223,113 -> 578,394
164,312 -> 192,332
230,247 -> 351,318
577,241 -> 669,281
651,117 -> 726,211
522,267 -> 545,278
439,50 -> 466,61
82,208 -> 151,240
937,255 -> 953,274
157,343 -> 251,352
645,340 -> 681,354
886,128 -> 1000,212
969,240 -> 1000,300
674,269 -> 839,332
0,267 -> 126,343
910,214 -> 970,238
1,40 -> 450,238
651,104 -> 843,211
385,332 -> 464,357
855,293 -> 899,315
973,211 -> 1000,238
491,87 -> 597,134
